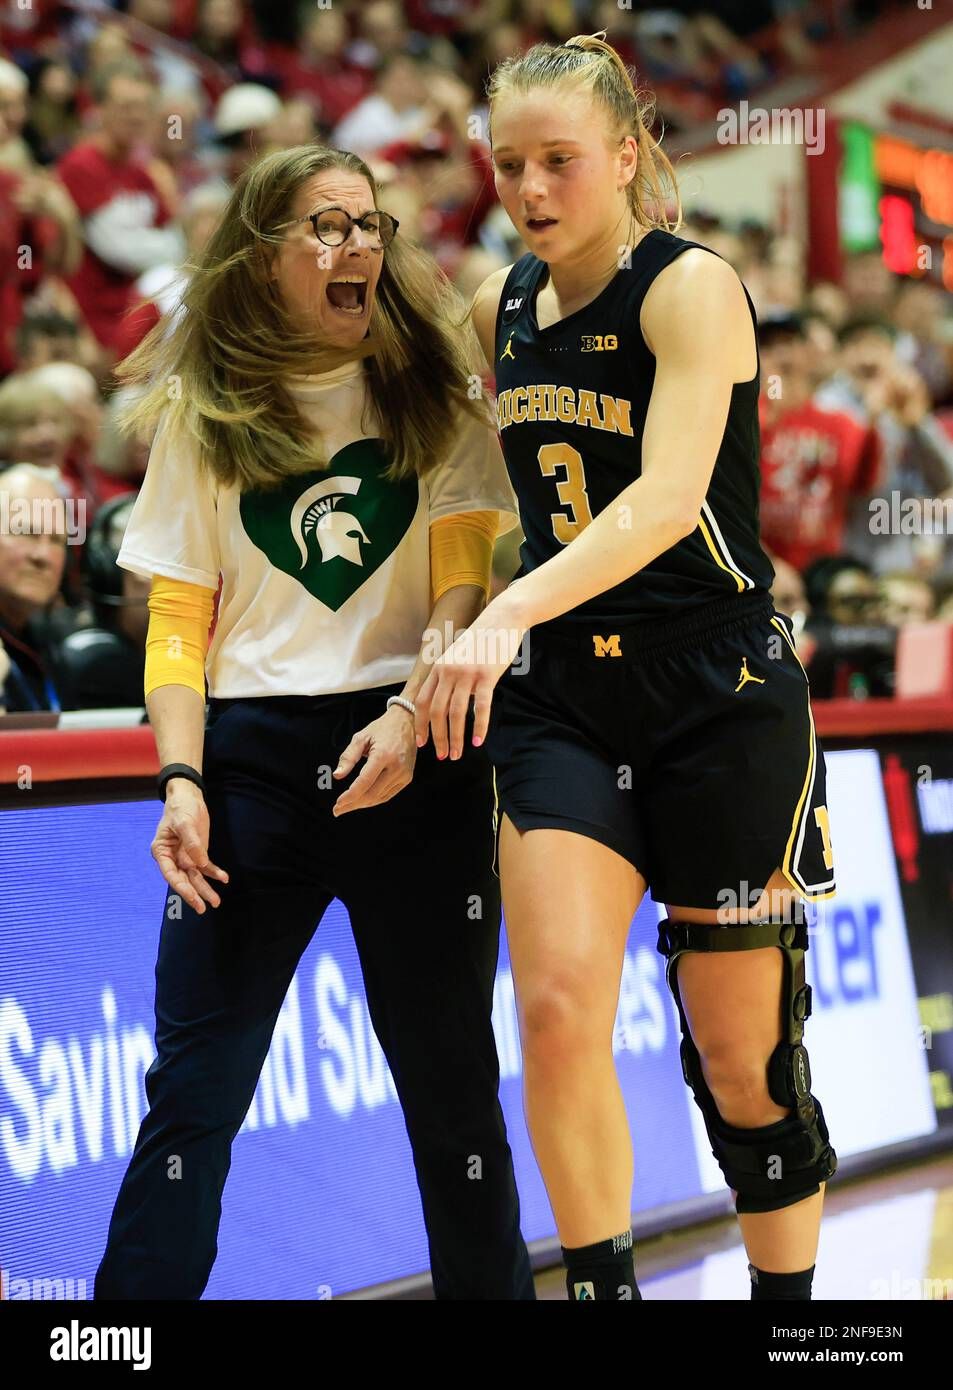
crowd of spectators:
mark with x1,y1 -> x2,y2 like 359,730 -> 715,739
0,0 -> 949,714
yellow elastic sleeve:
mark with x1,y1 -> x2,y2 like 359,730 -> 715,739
144,574 -> 216,699
429,510 -> 499,604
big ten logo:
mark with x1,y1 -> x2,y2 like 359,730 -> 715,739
808,902 -> 882,1007
580,334 -> 618,353
613,947 -> 666,1057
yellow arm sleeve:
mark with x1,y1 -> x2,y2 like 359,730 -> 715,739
144,574 -> 216,700
429,510 -> 499,604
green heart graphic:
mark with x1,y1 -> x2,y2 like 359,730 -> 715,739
239,440 -> 419,611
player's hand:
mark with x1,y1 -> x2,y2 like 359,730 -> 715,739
414,603 -> 527,760
332,706 -> 417,815
151,781 -> 229,915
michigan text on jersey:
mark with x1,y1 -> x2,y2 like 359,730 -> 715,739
496,385 -> 634,435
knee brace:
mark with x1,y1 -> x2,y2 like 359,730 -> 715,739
656,917 -> 837,1214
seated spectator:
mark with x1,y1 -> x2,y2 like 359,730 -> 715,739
77,24 -> 137,122
803,553 -> 895,698
758,313 -> 881,573
22,57 -> 82,166
262,97 -> 318,154
379,67 -> 497,276
0,57 -> 33,172
268,5 -> 372,133
332,53 -> 430,157
805,553 -> 884,628
26,362 -> 139,513
13,307 -> 81,372
0,463 -> 72,714
842,248 -> 895,318
212,81 -> 283,184
816,315 -> 953,577
0,369 -> 125,535
890,277 -> 953,411
57,493 -> 149,710
150,88 -> 211,204
56,59 -> 186,361
0,75 -> 83,375
879,571 -> 937,628
0,375 -> 74,486
125,0 -> 204,100
347,1 -> 414,70
804,279 -> 850,332
192,0 -> 273,91
112,180 -> 231,362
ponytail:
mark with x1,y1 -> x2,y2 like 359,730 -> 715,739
487,31 -> 682,234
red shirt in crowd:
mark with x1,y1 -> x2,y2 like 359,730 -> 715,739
55,141 -> 174,352
0,167 -> 60,375
758,397 -> 883,572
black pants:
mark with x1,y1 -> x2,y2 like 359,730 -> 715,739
94,686 -> 534,1300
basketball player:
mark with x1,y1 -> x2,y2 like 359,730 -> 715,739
415,35 -> 837,1301
93,146 -> 535,1300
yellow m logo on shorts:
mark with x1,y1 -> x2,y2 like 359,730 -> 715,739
593,634 -> 622,657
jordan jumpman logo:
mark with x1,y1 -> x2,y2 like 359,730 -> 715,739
735,657 -> 766,692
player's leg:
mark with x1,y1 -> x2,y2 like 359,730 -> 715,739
484,625 -> 650,1298
95,703 -> 333,1299
333,731 -> 534,1300
645,602 -> 837,1299
500,817 -> 647,1298
662,870 -> 831,1297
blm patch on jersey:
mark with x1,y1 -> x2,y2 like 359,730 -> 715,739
239,439 -> 418,611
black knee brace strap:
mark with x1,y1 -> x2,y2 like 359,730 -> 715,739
657,917 -> 837,1214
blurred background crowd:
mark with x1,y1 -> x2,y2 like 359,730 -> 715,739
1,0 -> 952,714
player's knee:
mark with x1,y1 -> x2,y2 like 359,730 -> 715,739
520,983 -> 594,1068
703,1055 -> 790,1128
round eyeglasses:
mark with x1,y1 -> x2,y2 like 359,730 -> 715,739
290,206 -> 399,249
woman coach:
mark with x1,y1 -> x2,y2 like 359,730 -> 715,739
92,145 -> 534,1300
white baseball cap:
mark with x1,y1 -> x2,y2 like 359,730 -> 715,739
214,83 -> 282,138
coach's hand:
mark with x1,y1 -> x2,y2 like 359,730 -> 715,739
332,706 -> 417,815
152,781 -> 229,915
414,603 -> 527,761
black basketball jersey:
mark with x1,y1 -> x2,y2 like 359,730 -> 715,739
492,229 -> 775,624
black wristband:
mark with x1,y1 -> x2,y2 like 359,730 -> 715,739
157,763 -> 206,802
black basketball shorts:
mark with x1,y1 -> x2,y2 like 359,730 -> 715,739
484,591 -> 837,911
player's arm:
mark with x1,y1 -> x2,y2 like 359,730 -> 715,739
493,251 -> 753,629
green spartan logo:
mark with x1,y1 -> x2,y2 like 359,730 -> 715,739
239,440 -> 418,611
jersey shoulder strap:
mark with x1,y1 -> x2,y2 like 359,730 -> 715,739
494,253 -> 546,343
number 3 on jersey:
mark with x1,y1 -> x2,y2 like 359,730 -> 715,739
537,442 -> 594,544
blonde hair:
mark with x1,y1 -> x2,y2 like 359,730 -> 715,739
114,144 -> 491,493
487,31 -> 682,234
0,376 -> 72,462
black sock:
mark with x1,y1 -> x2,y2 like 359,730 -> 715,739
749,1262 -> 815,1300
562,1230 -> 642,1301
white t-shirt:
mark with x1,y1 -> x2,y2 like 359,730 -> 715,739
117,361 -> 520,698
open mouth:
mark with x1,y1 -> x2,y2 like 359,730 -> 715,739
326,275 -> 368,315
526,217 -> 558,232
